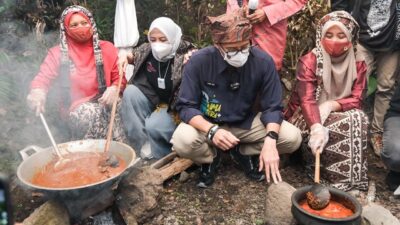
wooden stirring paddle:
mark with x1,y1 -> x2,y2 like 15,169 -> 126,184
99,69 -> 125,169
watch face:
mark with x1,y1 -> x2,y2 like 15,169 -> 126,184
267,131 -> 279,140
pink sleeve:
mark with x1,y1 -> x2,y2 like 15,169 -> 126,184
296,53 -> 322,128
336,61 -> 367,111
226,0 -> 240,13
30,47 -> 61,92
262,0 -> 308,26
100,41 -> 127,93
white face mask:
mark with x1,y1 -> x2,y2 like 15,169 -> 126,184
223,48 -> 250,68
151,42 -> 173,62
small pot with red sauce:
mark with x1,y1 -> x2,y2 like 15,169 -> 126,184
291,185 -> 362,225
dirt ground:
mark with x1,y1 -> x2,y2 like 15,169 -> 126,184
7,146 -> 400,225
2,88 -> 399,225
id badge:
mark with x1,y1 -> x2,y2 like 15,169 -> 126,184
157,77 -> 166,89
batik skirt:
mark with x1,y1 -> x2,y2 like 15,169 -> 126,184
68,100 -> 127,143
289,109 -> 369,191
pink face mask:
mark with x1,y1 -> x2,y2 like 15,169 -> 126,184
67,26 -> 93,43
321,38 -> 352,57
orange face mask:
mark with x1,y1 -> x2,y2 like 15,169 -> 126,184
67,26 -> 93,43
321,38 -> 352,57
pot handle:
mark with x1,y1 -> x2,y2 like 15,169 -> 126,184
129,157 -> 141,167
19,145 -> 45,161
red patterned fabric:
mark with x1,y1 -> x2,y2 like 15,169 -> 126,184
284,52 -> 367,128
208,9 -> 252,44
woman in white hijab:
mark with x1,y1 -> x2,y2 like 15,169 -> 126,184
120,17 -> 195,159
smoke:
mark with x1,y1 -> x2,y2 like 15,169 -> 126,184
0,4 -> 68,177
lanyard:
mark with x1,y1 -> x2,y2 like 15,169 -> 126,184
157,60 -> 171,89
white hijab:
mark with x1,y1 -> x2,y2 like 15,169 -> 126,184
148,17 -> 182,62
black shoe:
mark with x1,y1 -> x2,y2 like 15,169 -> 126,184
386,171 -> 400,191
229,145 -> 265,181
197,150 -> 221,188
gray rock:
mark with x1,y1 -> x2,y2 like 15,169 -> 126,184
179,171 -> 190,182
265,182 -> 297,225
23,200 -> 70,225
362,203 -> 400,225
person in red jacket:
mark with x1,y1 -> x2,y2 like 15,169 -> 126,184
27,5 -> 127,142
227,0 -> 308,71
284,11 -> 369,191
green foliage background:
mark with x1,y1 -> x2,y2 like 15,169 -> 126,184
0,0 -> 329,106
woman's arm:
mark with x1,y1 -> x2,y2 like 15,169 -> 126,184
30,47 -> 61,92
261,0 -> 308,26
296,55 -> 322,128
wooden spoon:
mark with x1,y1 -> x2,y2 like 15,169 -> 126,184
39,113 -> 70,170
98,69 -> 125,169
306,148 -> 331,210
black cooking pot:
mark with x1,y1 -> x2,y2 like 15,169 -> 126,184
291,185 -> 362,225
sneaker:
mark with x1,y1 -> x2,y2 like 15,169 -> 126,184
197,150 -> 221,188
386,171 -> 400,192
229,145 -> 265,181
370,133 -> 383,157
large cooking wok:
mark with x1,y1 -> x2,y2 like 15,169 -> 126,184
17,139 -> 137,199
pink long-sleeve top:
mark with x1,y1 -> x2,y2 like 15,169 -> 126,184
227,0 -> 307,70
30,41 -> 126,111
284,52 -> 367,128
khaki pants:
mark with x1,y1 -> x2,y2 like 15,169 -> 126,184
358,44 -> 400,133
170,113 -> 302,164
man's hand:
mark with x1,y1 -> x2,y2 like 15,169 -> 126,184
259,137 -> 282,184
212,128 -> 239,150
247,9 -> 267,24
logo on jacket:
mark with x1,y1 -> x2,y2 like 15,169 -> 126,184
200,91 -> 221,119
147,62 -> 157,73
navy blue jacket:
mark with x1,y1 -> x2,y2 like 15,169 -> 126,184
176,46 -> 283,129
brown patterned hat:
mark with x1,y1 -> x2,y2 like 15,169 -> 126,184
207,9 -> 252,44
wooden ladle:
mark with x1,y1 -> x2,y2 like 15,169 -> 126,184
39,113 -> 71,170
306,149 -> 331,210
98,69 -> 125,169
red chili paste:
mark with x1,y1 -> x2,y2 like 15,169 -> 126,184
299,199 -> 354,218
31,152 -> 126,188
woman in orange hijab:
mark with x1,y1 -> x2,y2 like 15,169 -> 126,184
27,5 -> 127,142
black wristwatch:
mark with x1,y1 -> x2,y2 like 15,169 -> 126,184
266,131 -> 279,140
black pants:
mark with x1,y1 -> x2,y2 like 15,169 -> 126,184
382,116 -> 400,172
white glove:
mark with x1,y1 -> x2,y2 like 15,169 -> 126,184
308,123 -> 329,155
117,49 -> 133,75
98,86 -> 118,106
27,88 -> 47,116
319,101 -> 333,125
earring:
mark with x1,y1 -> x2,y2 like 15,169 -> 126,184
344,47 -> 348,51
